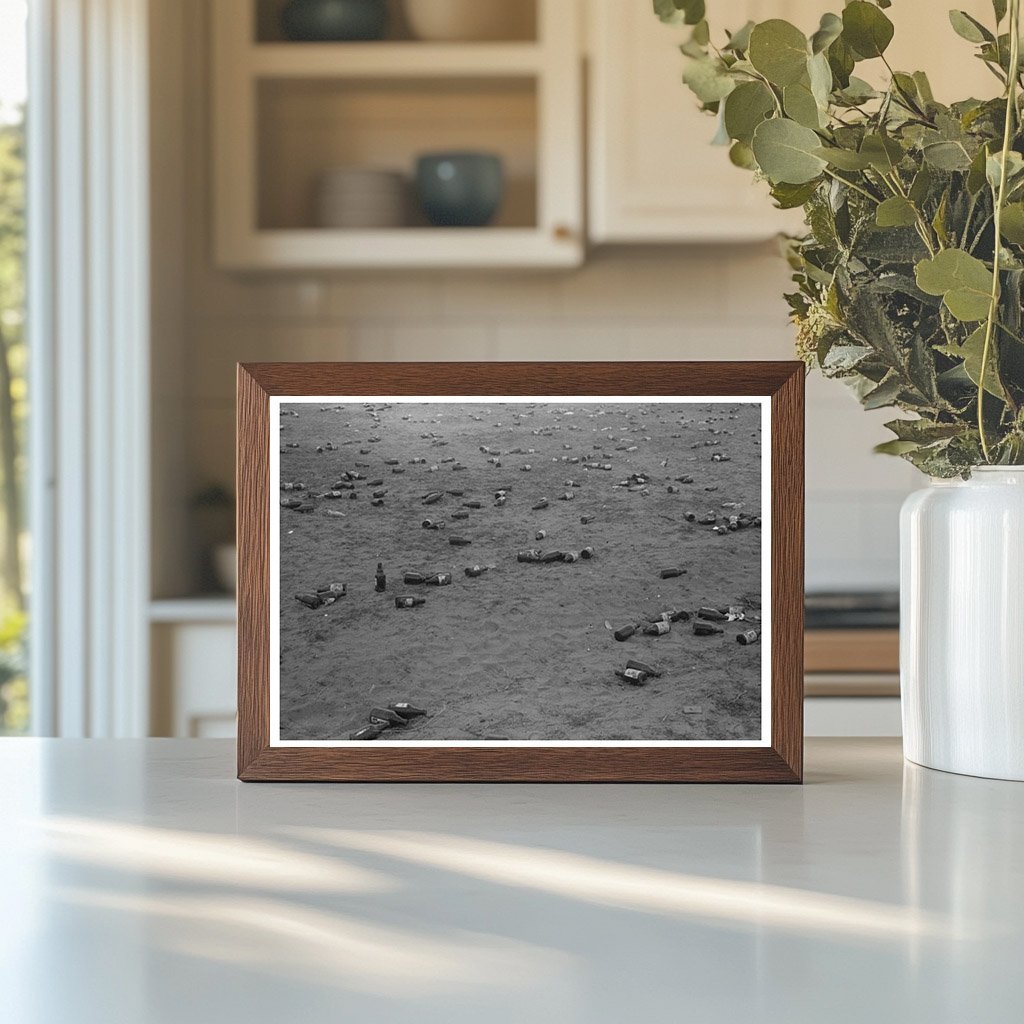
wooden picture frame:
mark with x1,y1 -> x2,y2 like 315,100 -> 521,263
237,362 -> 804,782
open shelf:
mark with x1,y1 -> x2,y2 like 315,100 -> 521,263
254,0 -> 538,44
256,76 -> 538,232
213,0 -> 582,269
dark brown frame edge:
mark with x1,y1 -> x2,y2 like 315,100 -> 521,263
237,362 -> 804,782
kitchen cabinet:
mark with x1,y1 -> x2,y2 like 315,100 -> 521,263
211,0 -> 583,269
587,0 -> 998,244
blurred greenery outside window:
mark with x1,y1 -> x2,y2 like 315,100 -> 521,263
0,0 -> 28,734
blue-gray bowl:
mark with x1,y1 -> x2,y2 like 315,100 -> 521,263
415,152 -> 505,228
281,0 -> 388,42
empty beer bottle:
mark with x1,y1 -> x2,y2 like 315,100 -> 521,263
644,621 -> 670,636
693,621 -> 724,636
616,668 -> 648,686
614,625 -> 636,642
390,703 -> 427,719
697,606 -> 728,621
294,593 -> 322,609
369,707 -> 407,726
403,571 -> 426,585
737,630 -> 761,645
425,573 -> 453,586
626,659 -> 662,678
375,563 -> 387,592
350,725 -> 385,741
395,595 -> 426,609
659,567 -> 686,579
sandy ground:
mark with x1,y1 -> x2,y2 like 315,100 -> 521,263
277,401 -> 764,742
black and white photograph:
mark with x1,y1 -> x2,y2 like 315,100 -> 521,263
270,397 -> 770,746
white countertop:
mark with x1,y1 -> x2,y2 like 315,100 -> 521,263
1,738 -> 1020,1023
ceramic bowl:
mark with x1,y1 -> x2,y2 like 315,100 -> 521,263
281,0 -> 388,42
415,152 -> 504,228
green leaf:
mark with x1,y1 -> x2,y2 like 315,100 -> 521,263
885,418 -> 963,443
1000,203 -> 1024,245
842,1 -> 895,59
682,57 -> 736,104
771,180 -> 820,209
874,439 -> 922,455
860,133 -> 904,173
751,118 -> 828,184
862,374 -> 903,409
729,140 -> 757,170
923,140 -> 972,171
810,12 -> 843,54
915,249 -> 994,322
876,197 -> 918,228
653,0 -> 705,26
939,325 -> 1006,398
913,71 -> 935,104
748,20 -> 809,86
784,80 -> 824,129
815,146 -> 872,170
993,0 -> 1008,24
967,144 -> 991,193
827,36 -> 856,89
724,20 -> 755,53
948,10 -> 994,44
723,81 -> 775,144
909,164 -> 933,205
986,150 -> 1024,191
807,51 -> 833,109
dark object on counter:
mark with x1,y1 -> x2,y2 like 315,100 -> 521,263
281,0 -> 388,41
805,591 -> 900,630
415,152 -> 505,227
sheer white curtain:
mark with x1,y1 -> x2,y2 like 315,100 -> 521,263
28,0 -> 150,736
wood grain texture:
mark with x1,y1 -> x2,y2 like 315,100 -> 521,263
236,362 -> 805,783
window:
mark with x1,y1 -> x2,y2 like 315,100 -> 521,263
0,0 -> 28,734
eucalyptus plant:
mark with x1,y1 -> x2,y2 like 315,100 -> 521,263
657,0 -> 1024,475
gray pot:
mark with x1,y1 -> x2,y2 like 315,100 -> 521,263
415,152 -> 505,228
281,0 -> 388,42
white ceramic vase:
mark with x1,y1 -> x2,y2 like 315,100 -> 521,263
900,467 -> 1024,780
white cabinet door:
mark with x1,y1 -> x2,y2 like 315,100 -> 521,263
587,0 -> 997,244
588,0 -> 812,243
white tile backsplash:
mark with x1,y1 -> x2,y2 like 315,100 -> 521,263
181,251 -> 917,592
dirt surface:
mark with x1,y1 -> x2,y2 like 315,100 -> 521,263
277,401 -> 764,742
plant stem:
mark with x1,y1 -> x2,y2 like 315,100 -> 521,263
979,0 -> 1021,463
822,167 -> 880,205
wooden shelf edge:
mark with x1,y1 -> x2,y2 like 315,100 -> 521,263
249,42 -> 544,79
